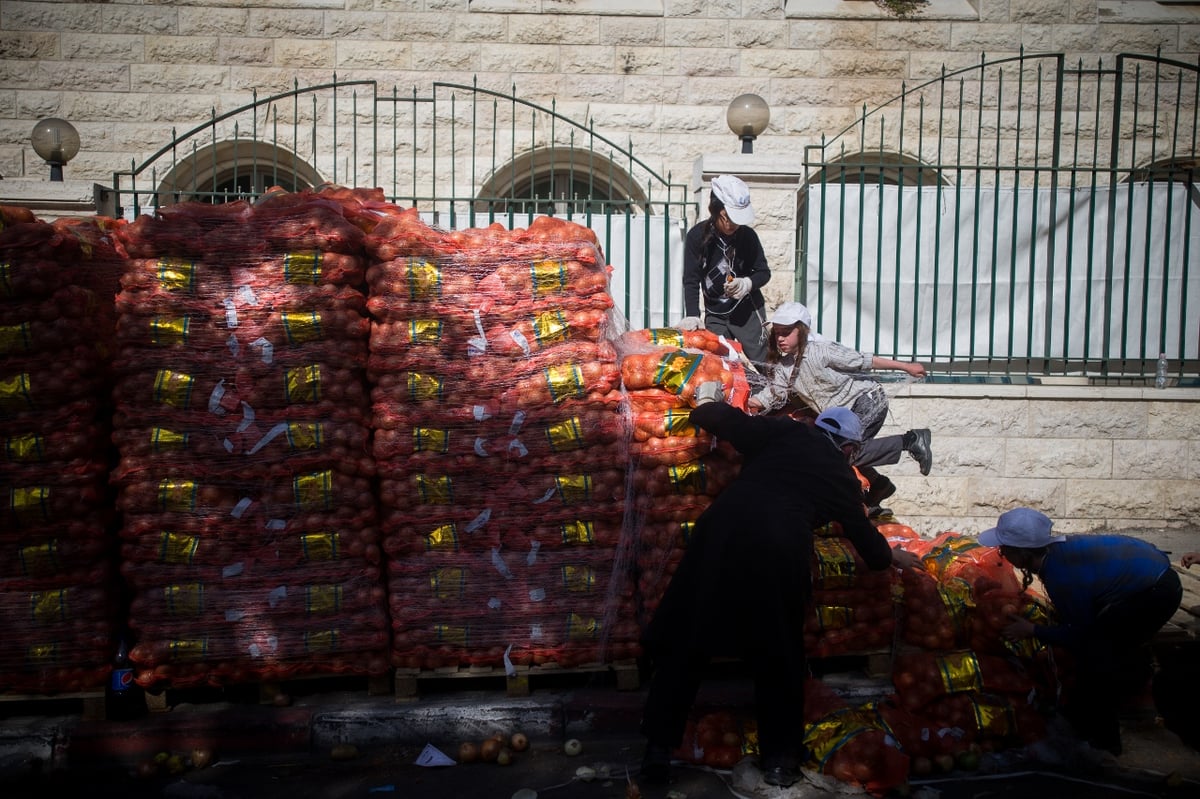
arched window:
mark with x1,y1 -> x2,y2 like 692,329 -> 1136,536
474,147 -> 647,216
153,140 -> 323,205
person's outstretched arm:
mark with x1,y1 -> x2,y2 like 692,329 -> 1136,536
869,355 -> 927,379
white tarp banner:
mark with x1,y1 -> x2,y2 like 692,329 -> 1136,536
806,183 -> 1200,360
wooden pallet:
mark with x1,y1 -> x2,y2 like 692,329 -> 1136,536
393,659 -> 640,699
0,690 -> 107,720
1159,564 -> 1200,643
141,671 -> 393,713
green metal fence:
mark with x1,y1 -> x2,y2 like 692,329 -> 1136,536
107,77 -> 695,330
802,51 -> 1200,383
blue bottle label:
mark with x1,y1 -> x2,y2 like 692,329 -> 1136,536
111,668 -> 133,692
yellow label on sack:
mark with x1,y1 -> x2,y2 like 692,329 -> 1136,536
562,565 -> 596,592
283,251 -> 321,285
921,535 -> 984,579
425,523 -> 458,551
814,605 -> 854,631
531,309 -> 569,346
169,638 -> 208,661
554,474 -> 593,504
413,427 -> 449,454
560,520 -> 595,545
653,350 -> 702,395
27,642 -> 60,664
157,480 -> 198,512
304,629 -> 339,652
153,369 -> 195,408
680,520 -> 696,546
667,460 -> 706,494
151,427 -> 189,452
566,612 -> 600,640
0,322 -> 31,354
431,567 -> 466,599
281,310 -> 322,343
936,576 -> 974,632
284,365 -> 321,404
19,540 -> 59,576
149,316 -> 190,346
293,470 -> 333,510
662,408 -> 698,436
935,650 -> 984,694
647,328 -> 684,347
5,433 -> 45,462
301,532 -> 340,561
415,473 -> 453,505
156,258 -> 196,292
0,262 -> 10,297
0,372 -> 33,414
406,259 -> 442,301
11,485 -> 50,523
306,584 -> 342,615
408,318 -> 442,344
30,589 -> 67,624
530,260 -> 567,297
814,538 -> 856,589
545,362 -> 585,403
434,623 -> 467,646
164,583 -> 204,615
158,532 -> 199,565
407,372 -> 443,403
286,421 -> 322,452
544,417 -> 584,452
969,695 -> 1016,737
803,707 -> 875,768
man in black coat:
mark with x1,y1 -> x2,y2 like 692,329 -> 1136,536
639,389 -> 916,788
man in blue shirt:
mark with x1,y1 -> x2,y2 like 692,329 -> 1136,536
982,507 -> 1183,756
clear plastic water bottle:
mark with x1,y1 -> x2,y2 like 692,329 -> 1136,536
1155,353 -> 1168,389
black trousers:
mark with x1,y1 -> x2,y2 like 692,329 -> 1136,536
1063,568 -> 1183,753
640,636 -> 808,768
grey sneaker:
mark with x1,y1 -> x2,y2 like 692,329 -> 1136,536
904,428 -> 932,476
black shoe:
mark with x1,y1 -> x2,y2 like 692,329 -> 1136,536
903,428 -> 932,475
763,766 -> 799,787
863,475 -> 896,507
640,743 -> 672,784
867,505 -> 894,521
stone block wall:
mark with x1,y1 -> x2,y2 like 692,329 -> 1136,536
879,383 -> 1200,538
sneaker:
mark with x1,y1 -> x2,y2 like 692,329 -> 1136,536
903,428 -> 932,475
640,743 -> 672,784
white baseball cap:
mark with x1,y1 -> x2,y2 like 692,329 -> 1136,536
711,175 -> 755,226
769,302 -> 812,328
978,508 -> 1067,549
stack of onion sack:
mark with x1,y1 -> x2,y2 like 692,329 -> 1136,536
806,532 -> 898,657
109,188 -> 389,690
612,328 -> 746,627
366,210 -> 640,670
876,530 -> 1061,774
0,209 -> 123,694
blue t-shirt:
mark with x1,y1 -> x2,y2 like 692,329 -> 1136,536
1035,535 -> 1170,647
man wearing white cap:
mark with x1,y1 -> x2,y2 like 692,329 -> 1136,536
981,507 -> 1182,757
748,301 -> 932,510
677,175 -> 772,363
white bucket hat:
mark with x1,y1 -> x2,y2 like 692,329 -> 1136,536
711,175 -> 755,226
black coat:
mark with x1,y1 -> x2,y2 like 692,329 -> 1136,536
642,402 -> 894,660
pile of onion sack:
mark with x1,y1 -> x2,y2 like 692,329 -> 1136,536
367,210 -> 640,671
612,327 -> 747,628
110,187 -> 391,688
0,208 -> 124,693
